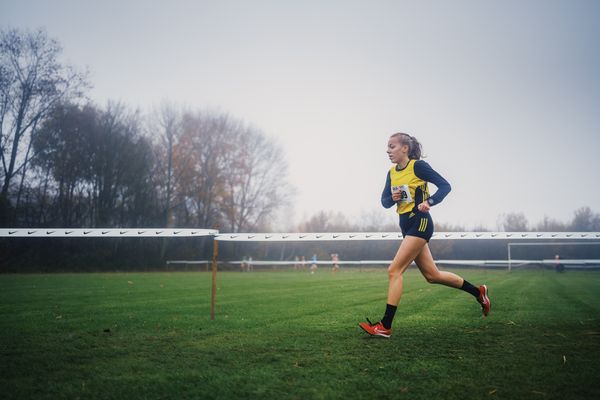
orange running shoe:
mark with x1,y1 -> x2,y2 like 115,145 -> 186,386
359,318 -> 392,338
478,285 -> 491,317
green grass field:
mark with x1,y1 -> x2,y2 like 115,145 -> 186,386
1,269 -> 599,400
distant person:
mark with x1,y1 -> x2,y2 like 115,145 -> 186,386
310,254 -> 318,274
294,256 -> 300,270
331,253 -> 340,275
247,256 -> 253,272
300,255 -> 306,270
555,254 -> 565,273
359,132 -> 491,338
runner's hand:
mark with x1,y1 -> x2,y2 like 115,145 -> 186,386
417,201 -> 430,212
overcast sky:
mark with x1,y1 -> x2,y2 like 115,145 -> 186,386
3,0 -> 599,230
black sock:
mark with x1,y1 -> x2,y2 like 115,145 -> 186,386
461,280 -> 480,299
381,304 -> 397,329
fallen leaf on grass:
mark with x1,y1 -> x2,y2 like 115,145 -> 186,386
55,315 -> 62,319
563,355 -> 567,364
543,332 -> 566,338
127,281 -> 134,285
400,387 -> 408,393
506,320 -> 516,325
531,390 -> 546,396
488,389 -> 497,395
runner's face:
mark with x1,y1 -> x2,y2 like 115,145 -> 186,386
387,136 -> 407,164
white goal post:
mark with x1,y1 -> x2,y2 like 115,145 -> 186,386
507,241 -> 600,272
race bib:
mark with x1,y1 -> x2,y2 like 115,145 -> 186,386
391,184 -> 412,203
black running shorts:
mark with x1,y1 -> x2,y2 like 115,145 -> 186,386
399,211 -> 434,242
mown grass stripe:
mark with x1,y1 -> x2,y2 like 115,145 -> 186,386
1,270 -> 599,400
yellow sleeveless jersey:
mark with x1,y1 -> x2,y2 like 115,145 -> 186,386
389,159 -> 430,214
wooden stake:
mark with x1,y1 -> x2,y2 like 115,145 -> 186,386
210,239 -> 219,320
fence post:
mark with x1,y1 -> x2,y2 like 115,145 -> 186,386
508,243 -> 512,272
210,239 -> 219,320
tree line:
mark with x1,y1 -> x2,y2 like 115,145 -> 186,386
1,28 -> 291,232
296,207 -> 600,233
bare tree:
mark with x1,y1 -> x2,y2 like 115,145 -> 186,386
570,207 -> 600,231
497,212 -> 529,232
31,103 -> 96,226
0,27 -> 88,222
173,111 -> 230,228
298,210 -> 354,232
148,101 -> 182,227
356,209 -> 398,232
535,215 -> 568,232
434,221 -> 467,232
171,110 -> 293,231
222,126 -> 292,232
89,102 -> 151,226
31,101 -> 158,227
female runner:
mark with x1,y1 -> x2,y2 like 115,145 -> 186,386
359,133 -> 490,338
